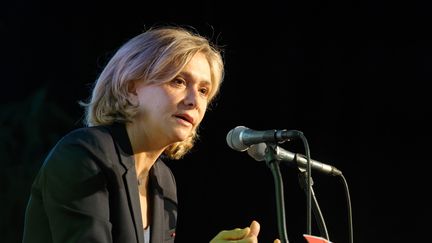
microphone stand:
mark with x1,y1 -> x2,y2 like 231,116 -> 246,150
264,143 -> 289,243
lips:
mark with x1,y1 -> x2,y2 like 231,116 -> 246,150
174,113 -> 194,125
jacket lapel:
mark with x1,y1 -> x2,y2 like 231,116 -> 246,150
123,165 -> 144,243
109,123 -> 144,243
149,172 -> 164,242
149,160 -> 178,242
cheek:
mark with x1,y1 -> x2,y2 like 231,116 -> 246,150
161,87 -> 182,105
138,88 -> 173,110
135,94 -> 165,119
196,102 -> 208,122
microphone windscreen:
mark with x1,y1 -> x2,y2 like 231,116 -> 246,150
226,129 -> 234,149
226,126 -> 248,151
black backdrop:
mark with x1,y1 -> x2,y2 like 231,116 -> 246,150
1,1 -> 431,243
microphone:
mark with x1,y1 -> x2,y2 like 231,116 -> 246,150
226,126 -> 301,151
247,143 -> 342,176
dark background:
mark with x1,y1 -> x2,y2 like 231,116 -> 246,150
1,0 -> 431,243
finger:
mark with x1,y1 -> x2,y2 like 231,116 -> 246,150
248,220 -> 260,237
234,221 -> 260,243
274,239 -> 281,243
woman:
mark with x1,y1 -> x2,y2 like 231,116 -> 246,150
22,26 -> 271,243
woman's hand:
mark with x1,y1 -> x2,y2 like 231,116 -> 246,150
210,220 -> 280,243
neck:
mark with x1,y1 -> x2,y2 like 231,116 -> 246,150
125,122 -> 168,176
134,152 -> 160,178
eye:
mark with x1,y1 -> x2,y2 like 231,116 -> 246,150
170,78 -> 186,87
199,87 -> 210,97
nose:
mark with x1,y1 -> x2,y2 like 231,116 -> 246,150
183,88 -> 198,108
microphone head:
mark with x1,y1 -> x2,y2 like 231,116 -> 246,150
226,126 -> 249,151
247,143 -> 267,161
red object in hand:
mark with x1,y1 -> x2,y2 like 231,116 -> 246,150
303,234 -> 333,243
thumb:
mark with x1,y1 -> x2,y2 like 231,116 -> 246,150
273,239 -> 281,243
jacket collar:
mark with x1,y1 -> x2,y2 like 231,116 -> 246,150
108,122 -> 135,170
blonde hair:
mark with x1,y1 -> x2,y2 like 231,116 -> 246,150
81,26 -> 224,159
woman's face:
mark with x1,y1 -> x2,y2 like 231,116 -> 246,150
130,52 -> 212,147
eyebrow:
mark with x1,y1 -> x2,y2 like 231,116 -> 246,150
178,71 -> 212,85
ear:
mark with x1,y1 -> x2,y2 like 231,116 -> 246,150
126,80 -> 139,104
127,80 -> 138,95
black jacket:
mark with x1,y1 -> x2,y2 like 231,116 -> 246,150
22,123 -> 177,243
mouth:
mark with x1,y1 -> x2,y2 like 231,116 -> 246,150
173,113 -> 194,126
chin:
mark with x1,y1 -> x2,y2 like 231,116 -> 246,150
171,129 -> 193,143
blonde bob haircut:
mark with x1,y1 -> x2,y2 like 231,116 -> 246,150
81,26 -> 224,159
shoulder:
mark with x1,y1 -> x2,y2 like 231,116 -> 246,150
33,126 -> 116,202
42,125 -> 115,175
60,125 -> 112,146
51,125 -> 114,156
